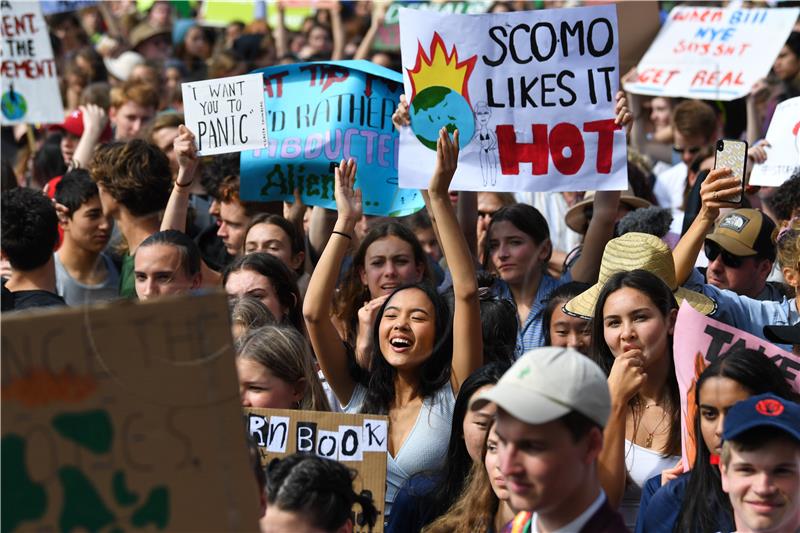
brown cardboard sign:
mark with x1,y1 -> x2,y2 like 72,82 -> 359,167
245,407 -> 389,532
1,294 -> 261,532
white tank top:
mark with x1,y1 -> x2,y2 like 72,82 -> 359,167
620,439 -> 681,529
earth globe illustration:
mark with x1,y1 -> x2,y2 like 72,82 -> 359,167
410,86 -> 475,150
1,90 -> 27,121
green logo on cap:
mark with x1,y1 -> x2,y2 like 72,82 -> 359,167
517,366 -> 531,379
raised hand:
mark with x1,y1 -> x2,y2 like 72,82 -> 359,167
614,91 -> 633,132
79,104 -> 108,139
699,167 -> 741,221
392,94 -> 410,130
174,125 -> 198,184
283,187 -> 306,225
334,158 -> 361,223
428,127 -> 460,196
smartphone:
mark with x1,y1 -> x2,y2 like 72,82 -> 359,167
713,139 -> 748,204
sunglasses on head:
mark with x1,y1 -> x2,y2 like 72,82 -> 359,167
704,241 -> 750,268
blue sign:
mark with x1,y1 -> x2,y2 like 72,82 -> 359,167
40,1 -> 97,15
240,60 -> 424,217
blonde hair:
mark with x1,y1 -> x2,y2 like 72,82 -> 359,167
775,219 -> 800,271
236,325 -> 330,412
424,421 -> 499,533
229,296 -> 275,334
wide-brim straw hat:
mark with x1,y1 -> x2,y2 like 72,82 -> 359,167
564,232 -> 716,318
565,191 -> 651,234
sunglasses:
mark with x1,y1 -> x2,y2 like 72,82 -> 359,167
704,241 -> 750,268
672,145 -> 704,155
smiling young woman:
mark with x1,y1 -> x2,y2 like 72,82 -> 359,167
304,129 -> 482,521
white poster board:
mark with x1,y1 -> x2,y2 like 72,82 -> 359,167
181,73 -> 269,156
624,6 -> 799,101
750,97 -> 800,187
398,5 -> 628,193
0,0 -> 64,124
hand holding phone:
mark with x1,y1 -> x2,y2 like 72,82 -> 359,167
713,139 -> 748,204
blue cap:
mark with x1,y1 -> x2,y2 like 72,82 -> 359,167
723,393 -> 800,442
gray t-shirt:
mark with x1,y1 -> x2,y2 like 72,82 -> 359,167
54,252 -> 120,306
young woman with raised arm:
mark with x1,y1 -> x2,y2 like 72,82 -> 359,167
303,128 -> 482,520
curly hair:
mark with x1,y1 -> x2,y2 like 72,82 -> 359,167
1,188 -> 58,270
89,140 -> 171,217
776,218 -> 800,271
767,173 -> 800,223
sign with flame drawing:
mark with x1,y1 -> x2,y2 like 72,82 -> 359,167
397,5 -> 628,193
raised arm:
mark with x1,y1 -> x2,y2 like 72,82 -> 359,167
426,129 -> 482,392
329,2 -> 345,61
673,167 -> 740,285
161,125 -> 197,233
303,159 -> 361,405
274,1 -> 289,60
571,91 -> 630,283
354,1 -> 388,60
72,104 -> 108,169
161,125 -> 221,287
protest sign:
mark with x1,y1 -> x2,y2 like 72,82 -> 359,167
182,73 -> 268,156
398,5 -> 628,193
1,294 -> 260,532
624,6 -> 799,101
614,1 -> 661,76
673,302 -> 800,469
40,1 -> 97,15
240,60 -> 424,217
750,96 -> 800,187
1,0 -> 64,125
374,1 -> 493,52
202,1 -> 256,25
245,407 -> 389,532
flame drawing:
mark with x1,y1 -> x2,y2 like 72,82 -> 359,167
407,32 -> 477,105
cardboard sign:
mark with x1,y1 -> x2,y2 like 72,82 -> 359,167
750,96 -> 800,187
624,6 -> 799,101
0,0 -> 64,125
373,1 -> 493,52
398,5 -> 628,193
182,73 -> 268,156
245,407 -> 388,533
614,1 -> 662,77
673,302 -> 800,469
1,294 -> 261,532
240,60 -> 424,217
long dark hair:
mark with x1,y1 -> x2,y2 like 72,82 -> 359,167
481,203 -> 551,269
360,282 -> 452,415
222,252 -> 304,334
333,221 -> 431,345
675,347 -> 797,533
418,362 -> 510,527
590,269 -> 681,456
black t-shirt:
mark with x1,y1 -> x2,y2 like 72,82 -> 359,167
1,279 -> 66,312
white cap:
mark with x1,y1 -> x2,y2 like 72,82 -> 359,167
470,347 -> 611,428
104,51 -> 145,82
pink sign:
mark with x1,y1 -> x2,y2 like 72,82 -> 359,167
673,301 -> 799,469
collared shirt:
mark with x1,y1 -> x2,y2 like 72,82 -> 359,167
525,490 -> 606,533
494,272 -> 571,356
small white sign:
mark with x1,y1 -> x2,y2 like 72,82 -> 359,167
181,73 -> 268,156
750,97 -> 800,187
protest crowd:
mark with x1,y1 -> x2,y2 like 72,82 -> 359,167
3,1 -> 800,532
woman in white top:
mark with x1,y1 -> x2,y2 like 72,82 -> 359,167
303,129 -> 482,519
588,269 -> 683,528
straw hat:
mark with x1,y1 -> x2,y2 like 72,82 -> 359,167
564,232 -> 716,318
565,191 -> 651,234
